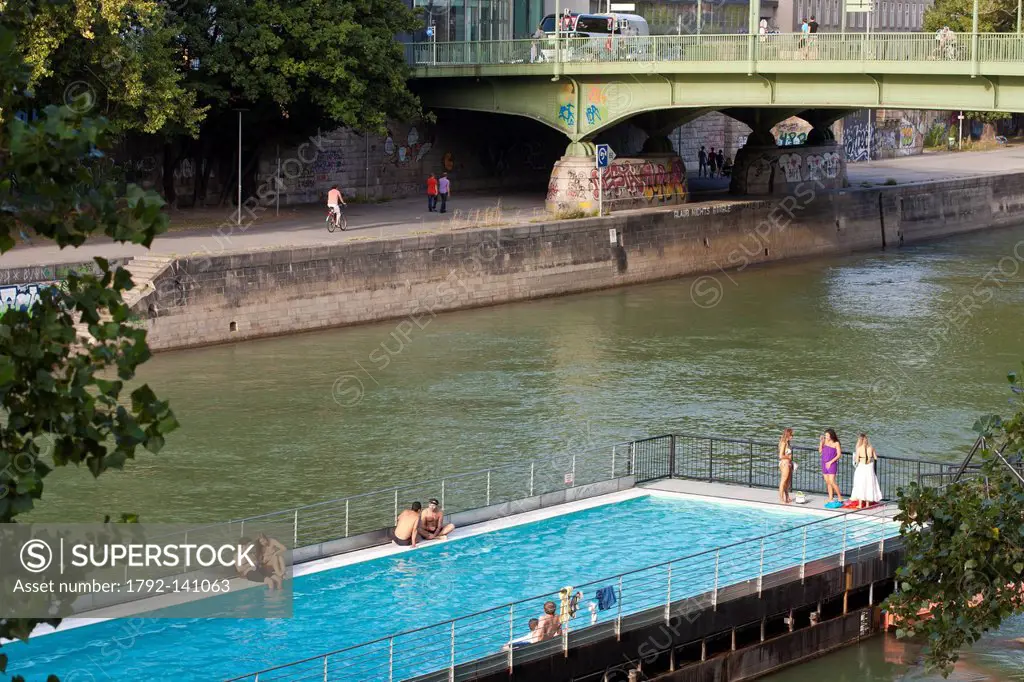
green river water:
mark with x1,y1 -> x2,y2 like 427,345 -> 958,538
34,223 -> 1024,680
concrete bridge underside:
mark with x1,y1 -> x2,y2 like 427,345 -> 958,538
411,71 -> 1023,211
413,73 -> 1024,143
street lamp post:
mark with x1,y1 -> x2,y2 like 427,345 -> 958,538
233,109 -> 247,227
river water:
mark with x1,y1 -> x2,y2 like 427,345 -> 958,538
33,223 -> 1024,679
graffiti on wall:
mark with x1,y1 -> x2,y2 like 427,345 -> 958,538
777,131 -> 807,147
383,127 -> 433,166
843,110 -> 872,162
806,152 -> 843,181
589,158 -> 687,205
778,153 -> 804,182
739,151 -> 841,193
584,86 -> 606,128
558,103 -> 576,128
0,284 -> 46,314
772,117 -> 812,148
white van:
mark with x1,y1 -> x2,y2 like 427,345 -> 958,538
540,13 -> 650,37
538,13 -> 651,61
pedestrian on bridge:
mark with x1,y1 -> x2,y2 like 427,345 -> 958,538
698,146 -> 708,177
438,172 -> 451,213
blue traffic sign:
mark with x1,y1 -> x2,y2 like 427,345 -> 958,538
426,26 -> 435,37
596,144 -> 610,169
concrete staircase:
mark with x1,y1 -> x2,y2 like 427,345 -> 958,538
73,255 -> 175,345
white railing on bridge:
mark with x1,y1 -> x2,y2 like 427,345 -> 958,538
406,32 -> 1024,67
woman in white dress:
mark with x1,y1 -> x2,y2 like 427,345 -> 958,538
850,433 -> 883,509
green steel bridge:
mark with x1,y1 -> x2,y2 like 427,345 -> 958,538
406,32 -> 1024,144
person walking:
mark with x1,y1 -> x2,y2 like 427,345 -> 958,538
708,147 -> 718,178
438,172 -> 451,213
807,15 -> 819,58
715,148 -> 725,175
799,17 -> 810,58
426,173 -> 438,212
531,24 -> 546,63
697,146 -> 708,177
778,428 -> 795,503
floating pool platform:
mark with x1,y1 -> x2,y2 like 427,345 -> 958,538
12,434 -> 927,682
221,471 -> 905,682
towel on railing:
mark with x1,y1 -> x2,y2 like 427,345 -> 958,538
596,585 -> 617,611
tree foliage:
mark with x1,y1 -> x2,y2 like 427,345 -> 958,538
923,0 -> 1021,32
169,0 -> 421,137
0,5 -> 178,676
886,366 -> 1024,675
966,111 -> 1013,124
3,0 -> 203,135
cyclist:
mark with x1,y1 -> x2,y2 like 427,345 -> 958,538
327,185 -> 346,225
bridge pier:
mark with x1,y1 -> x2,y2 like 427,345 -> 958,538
730,134 -> 848,196
545,142 -> 687,215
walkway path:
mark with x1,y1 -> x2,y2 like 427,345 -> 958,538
2,146 -> 1022,268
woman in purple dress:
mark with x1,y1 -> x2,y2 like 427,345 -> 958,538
819,429 -> 843,503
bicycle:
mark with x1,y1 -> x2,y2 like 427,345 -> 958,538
326,205 -> 347,232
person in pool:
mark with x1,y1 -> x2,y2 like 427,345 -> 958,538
392,502 -> 422,547
256,532 -> 287,582
418,498 -> 455,540
819,429 -> 843,503
237,538 -> 282,589
537,601 -> 562,641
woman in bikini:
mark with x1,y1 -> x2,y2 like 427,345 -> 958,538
819,429 -> 843,503
778,428 -> 794,503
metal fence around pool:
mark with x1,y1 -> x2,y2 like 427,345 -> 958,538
169,434 -> 952,560
169,442 -> 635,552
670,433 -> 960,500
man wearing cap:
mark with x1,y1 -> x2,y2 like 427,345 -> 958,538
419,498 -> 455,540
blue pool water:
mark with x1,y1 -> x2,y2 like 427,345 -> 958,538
5,495 -> 894,681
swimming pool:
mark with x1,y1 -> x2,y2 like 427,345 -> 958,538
4,494 -> 893,681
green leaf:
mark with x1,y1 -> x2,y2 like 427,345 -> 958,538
0,356 -> 14,384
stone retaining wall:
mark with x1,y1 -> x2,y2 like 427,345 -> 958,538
135,172 -> 1024,351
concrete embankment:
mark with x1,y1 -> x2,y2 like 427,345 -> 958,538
108,171 -> 1024,350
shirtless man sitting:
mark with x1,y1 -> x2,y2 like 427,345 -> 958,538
418,498 -> 455,540
392,502 -> 421,547
536,601 -> 562,641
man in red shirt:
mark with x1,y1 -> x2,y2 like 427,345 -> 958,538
426,173 -> 438,212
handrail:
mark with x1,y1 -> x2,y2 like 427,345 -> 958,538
171,442 -> 633,543
672,431 -> 962,464
405,31 -> 1024,76
173,433 -> 950,548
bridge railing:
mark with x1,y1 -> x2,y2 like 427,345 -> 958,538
979,33 -> 1024,62
406,31 -> 1017,67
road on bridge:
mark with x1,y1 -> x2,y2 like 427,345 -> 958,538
3,147 -> 1023,269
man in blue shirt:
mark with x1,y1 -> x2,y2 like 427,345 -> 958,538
438,172 -> 451,213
